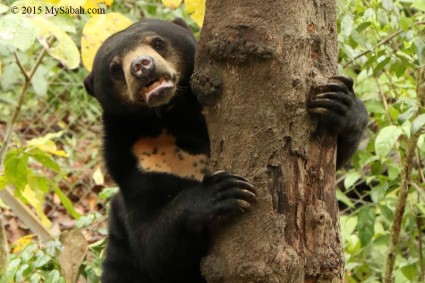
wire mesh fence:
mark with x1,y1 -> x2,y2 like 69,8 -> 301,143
0,65 -> 110,245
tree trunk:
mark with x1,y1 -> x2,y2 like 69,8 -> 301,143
192,1 -> 343,282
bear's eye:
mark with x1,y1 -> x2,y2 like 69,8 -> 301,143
153,38 -> 166,51
110,62 -> 124,80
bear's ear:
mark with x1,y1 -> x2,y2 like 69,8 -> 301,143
84,73 -> 95,97
172,18 -> 191,31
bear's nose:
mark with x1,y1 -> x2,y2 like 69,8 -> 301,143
130,56 -> 155,78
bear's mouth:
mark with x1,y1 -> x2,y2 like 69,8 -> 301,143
141,76 -> 175,102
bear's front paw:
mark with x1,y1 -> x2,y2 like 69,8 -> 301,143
191,70 -> 222,106
201,170 -> 257,216
177,171 -> 256,228
308,76 -> 356,133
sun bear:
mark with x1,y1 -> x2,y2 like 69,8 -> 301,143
83,18 -> 367,283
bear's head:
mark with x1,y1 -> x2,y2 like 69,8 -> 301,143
84,18 -> 197,117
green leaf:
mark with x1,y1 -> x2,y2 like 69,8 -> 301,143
4,155 -> 29,190
370,182 -> 388,203
30,273 -> 42,283
373,57 -> 391,76
416,202 -> 425,217
336,189 -> 355,208
401,263 -> 419,281
34,255 -> 51,268
52,184 -> 81,219
418,134 -> 425,152
31,64 -> 49,96
30,16 -> 80,69
399,17 -> 413,31
0,4 -> 9,14
358,206 -> 376,247
45,270 -> 61,283
0,175 -> 7,190
380,204 -> 394,222
382,0 -> 394,11
389,59 -> 407,78
340,216 -> 358,238
0,14 -> 36,51
27,175 -> 50,193
377,8 -> 389,27
15,263 -> 29,282
412,0 -> 425,11
388,163 -> 401,180
414,37 -> 425,65
99,187 -> 119,200
341,15 -> 354,36
401,120 -> 411,138
76,213 -> 97,227
0,258 -> 21,283
47,16 -> 77,34
30,149 -> 60,173
344,171 -> 362,189
412,114 -> 425,134
375,125 -> 403,159
398,105 -> 418,122
364,8 -> 374,20
355,22 -> 372,33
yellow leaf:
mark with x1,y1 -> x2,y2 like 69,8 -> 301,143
57,0 -> 85,8
81,13 -> 132,71
13,235 -> 35,253
43,0 -> 60,4
92,167 -> 104,185
185,0 -> 205,27
91,0 -> 114,7
83,0 -> 114,7
162,0 -> 182,10
21,185 -> 51,228
27,131 -> 68,157
82,0 -> 100,11
57,0 -> 113,11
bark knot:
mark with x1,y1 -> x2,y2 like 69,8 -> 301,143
206,23 -> 276,65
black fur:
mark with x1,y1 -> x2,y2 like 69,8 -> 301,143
85,19 -> 256,283
84,18 -> 367,283
309,76 -> 368,168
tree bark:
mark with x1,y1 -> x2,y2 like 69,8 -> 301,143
192,1 -> 343,282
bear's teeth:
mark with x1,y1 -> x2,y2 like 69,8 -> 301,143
142,76 -> 166,94
147,81 -> 161,92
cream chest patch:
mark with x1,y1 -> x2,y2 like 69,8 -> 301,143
132,132 -> 208,181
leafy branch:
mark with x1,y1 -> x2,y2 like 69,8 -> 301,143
0,40 -> 54,247
383,65 -> 425,283
343,21 -> 425,68
0,47 -> 50,164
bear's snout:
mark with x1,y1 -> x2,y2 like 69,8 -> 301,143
130,56 -> 155,80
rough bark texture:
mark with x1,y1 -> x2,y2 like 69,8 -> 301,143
192,1 -> 343,282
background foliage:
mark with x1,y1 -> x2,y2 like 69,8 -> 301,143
0,0 -> 424,282
336,0 -> 425,282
